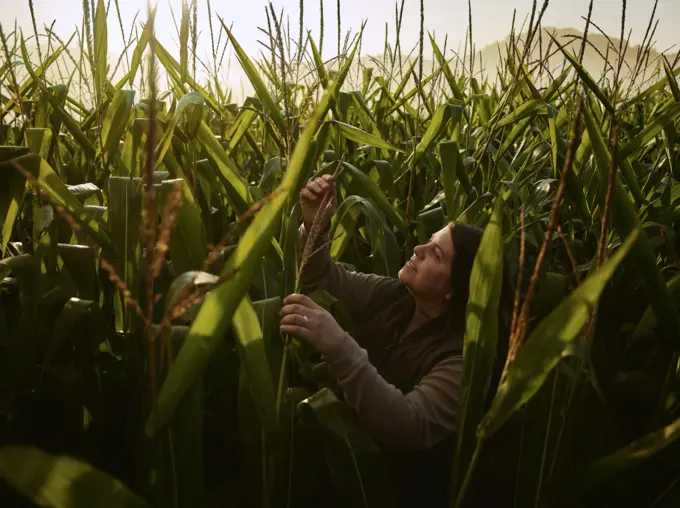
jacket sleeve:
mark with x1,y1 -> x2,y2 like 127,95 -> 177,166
298,223 -> 395,319
322,332 -> 462,451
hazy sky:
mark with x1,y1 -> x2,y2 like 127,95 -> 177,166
5,0 -> 679,61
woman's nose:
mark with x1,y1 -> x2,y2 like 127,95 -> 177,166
413,244 -> 425,258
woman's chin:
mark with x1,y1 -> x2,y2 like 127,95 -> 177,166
398,266 -> 412,285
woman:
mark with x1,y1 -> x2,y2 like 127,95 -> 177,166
280,175 -> 512,507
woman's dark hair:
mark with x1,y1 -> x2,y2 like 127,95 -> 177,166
448,222 -> 514,402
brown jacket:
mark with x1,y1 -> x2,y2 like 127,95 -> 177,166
299,224 -> 464,452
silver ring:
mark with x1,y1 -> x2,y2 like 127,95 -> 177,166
301,315 -> 309,327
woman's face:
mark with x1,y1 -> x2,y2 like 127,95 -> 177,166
398,224 -> 455,300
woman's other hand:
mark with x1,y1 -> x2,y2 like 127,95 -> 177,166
300,174 -> 336,229
279,293 -> 345,355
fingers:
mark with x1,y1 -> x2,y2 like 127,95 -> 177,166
279,324 -> 312,341
280,313 -> 309,327
280,303 -> 308,318
308,180 -> 324,195
282,293 -> 318,309
304,176 -> 334,196
300,188 -> 317,202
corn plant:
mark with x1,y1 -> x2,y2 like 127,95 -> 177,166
0,1 -> 679,507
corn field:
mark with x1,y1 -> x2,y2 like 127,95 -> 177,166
1,0 -> 680,506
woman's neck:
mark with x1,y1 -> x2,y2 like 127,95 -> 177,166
403,297 -> 447,337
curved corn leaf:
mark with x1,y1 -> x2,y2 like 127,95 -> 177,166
3,154 -> 114,253
155,92 -> 204,168
341,161 -> 408,230
497,100 -> 551,128
330,194 -> 399,276
0,445 -> 150,508
101,89 -> 135,166
406,103 -> 463,169
67,183 -> 103,202
329,120 -> 401,152
219,19 -> 287,138
297,388 -> 397,508
451,198 -> 505,499
478,229 -> 639,440
497,116 -> 532,160
548,32 -> 613,114
429,33 -> 465,102
563,415 -> 680,497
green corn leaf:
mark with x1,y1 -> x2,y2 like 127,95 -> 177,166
196,120 -> 251,212
42,89 -> 97,159
542,67 -> 570,103
633,275 -> 680,340
219,19 -> 287,139
144,71 -> 340,437
329,120 -> 402,152
478,229 -> 639,440
497,116 -> 532,160
621,64 -> 680,110
583,101 -> 680,343
297,387 -> 397,508
152,38 -> 220,114
308,35 -> 329,88
497,100 -> 551,128
128,13 -> 155,86
548,32 -> 614,114
94,0 -> 108,103
440,141 -> 467,218
2,35 -> 72,116
0,446 -> 150,508
406,103 -> 463,169
429,33 -> 465,102
662,59 -> 680,102
180,0 -> 190,83
330,195 -> 399,276
27,128 -> 52,160
101,89 -> 135,166
0,162 -> 26,256
385,68 -> 444,117
66,183 -> 103,202
451,197 -> 505,499
617,102 -> 680,161
564,415 -> 680,497
160,179 -> 208,274
232,296 -> 278,435
2,154 -> 114,253
340,162 -> 408,231
155,92 -> 204,168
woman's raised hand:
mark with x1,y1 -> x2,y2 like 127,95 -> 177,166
279,293 -> 345,355
300,174 -> 336,229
